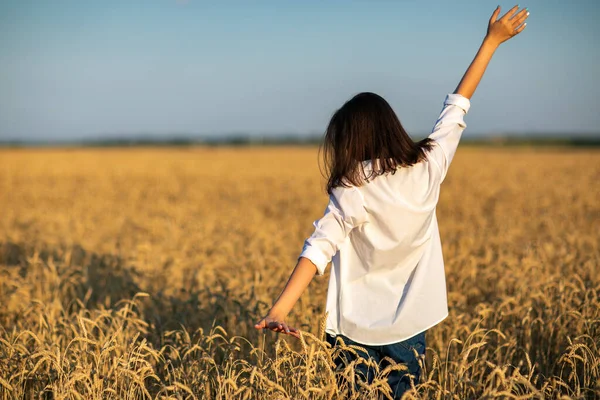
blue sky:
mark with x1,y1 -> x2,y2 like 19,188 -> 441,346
0,0 -> 599,141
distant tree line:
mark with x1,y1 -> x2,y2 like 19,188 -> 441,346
0,134 -> 599,147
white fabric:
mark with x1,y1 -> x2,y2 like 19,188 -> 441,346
299,93 -> 471,345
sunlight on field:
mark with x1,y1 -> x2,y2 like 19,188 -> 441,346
1,146 -> 599,399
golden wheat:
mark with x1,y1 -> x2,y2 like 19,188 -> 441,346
0,146 -> 598,399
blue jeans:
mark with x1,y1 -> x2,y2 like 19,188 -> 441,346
326,331 -> 426,399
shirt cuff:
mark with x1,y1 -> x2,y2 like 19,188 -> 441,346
298,248 -> 330,276
444,93 -> 471,114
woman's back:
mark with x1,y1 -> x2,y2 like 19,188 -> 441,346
352,156 -> 441,275
299,93 -> 470,345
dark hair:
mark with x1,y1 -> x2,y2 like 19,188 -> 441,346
320,92 -> 435,194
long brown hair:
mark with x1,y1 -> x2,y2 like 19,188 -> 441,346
320,92 -> 435,194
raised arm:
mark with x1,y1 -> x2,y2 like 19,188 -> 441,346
455,5 -> 529,99
429,5 -> 529,181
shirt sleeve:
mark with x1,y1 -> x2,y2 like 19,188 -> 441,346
298,186 -> 368,276
427,93 -> 471,182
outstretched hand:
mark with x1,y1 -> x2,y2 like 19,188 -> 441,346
486,5 -> 529,46
254,315 -> 300,339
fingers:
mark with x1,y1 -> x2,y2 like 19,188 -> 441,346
271,321 -> 295,335
510,8 -> 529,22
501,5 -> 520,21
512,9 -> 529,26
283,323 -> 299,335
287,330 -> 301,339
254,319 -> 267,329
280,322 -> 291,334
254,317 -> 300,338
489,6 -> 501,23
514,22 -> 527,34
510,8 -> 529,36
279,323 -> 300,338
500,5 -> 519,20
267,320 -> 284,331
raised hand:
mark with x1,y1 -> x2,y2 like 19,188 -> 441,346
453,5 -> 531,101
486,5 -> 529,46
254,314 -> 300,339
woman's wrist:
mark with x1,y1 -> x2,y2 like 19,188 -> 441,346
267,305 -> 289,320
482,35 -> 501,51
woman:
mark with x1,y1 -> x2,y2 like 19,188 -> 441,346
255,5 -> 529,398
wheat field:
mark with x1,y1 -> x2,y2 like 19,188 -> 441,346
0,146 -> 598,399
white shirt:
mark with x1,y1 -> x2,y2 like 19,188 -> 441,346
299,93 -> 471,345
